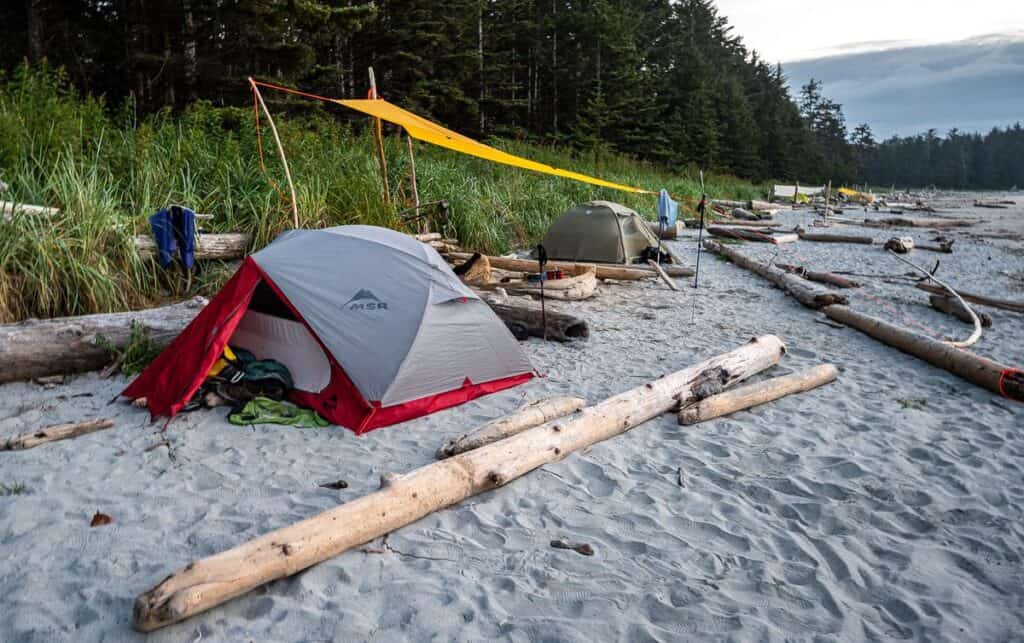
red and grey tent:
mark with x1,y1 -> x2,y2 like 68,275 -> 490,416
122,225 -> 534,433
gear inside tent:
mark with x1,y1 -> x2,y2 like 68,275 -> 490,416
122,225 -> 534,433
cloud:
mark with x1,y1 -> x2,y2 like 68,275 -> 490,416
783,33 -> 1024,138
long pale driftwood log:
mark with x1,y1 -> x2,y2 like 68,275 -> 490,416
707,226 -> 797,244
132,335 -> 786,631
135,233 -> 252,261
776,264 -> 860,289
861,217 -> 976,229
646,221 -> 678,240
822,305 -> 1023,400
1,201 -> 60,219
446,252 -> 678,281
647,260 -> 681,291
487,302 -> 589,342
797,231 -> 874,244
0,297 -> 207,384
436,396 -> 586,458
1,419 -> 114,451
930,295 -> 993,327
704,240 -> 849,309
679,364 -> 838,424
915,283 -> 1024,314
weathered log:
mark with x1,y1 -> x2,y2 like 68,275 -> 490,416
1,201 -> 60,219
500,267 -> 598,301
487,302 -> 589,342
915,283 -> 1024,314
777,264 -> 860,289
929,295 -> 993,327
704,240 -> 848,309
131,335 -> 786,631
446,252 -> 651,281
730,207 -> 760,221
915,240 -> 954,254
646,221 -> 679,240
0,297 -> 207,384
436,396 -> 586,458
707,226 -> 797,244
822,305 -> 1022,400
797,231 -> 874,244
647,260 -> 680,292
862,217 -> 976,229
711,199 -> 748,210
883,237 -> 914,254
412,232 -> 442,242
749,199 -> 776,212
135,233 -> 252,261
1,419 -> 114,451
973,201 -> 1009,209
679,364 -> 838,424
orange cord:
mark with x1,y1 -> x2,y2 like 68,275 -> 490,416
998,368 -> 1024,401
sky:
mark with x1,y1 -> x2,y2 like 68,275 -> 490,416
714,0 -> 1024,63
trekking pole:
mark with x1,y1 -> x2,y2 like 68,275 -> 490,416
536,244 -> 548,341
693,170 -> 707,290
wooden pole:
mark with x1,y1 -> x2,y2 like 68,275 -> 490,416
647,259 -> 680,291
679,364 -> 838,424
406,134 -> 421,231
1,419 -> 114,451
436,396 -> 586,458
0,297 -> 207,384
822,305 -> 1023,401
131,335 -> 786,631
703,240 -> 848,309
915,283 -> 1024,314
249,78 -> 299,229
368,67 -> 391,206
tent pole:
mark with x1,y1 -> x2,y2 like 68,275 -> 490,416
250,78 -> 299,229
368,67 -> 392,206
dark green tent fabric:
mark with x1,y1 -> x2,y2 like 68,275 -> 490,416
541,201 -> 663,264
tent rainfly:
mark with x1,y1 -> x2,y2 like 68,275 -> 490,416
540,201 -> 669,265
122,226 -> 534,432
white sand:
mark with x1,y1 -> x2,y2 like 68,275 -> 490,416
2,194 -> 1023,641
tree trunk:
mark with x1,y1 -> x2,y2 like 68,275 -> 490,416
679,364 -> 838,424
821,305 -> 1023,401
131,335 -> 786,632
436,396 -> 586,458
487,302 -> 588,342
797,231 -> 874,244
1,419 -> 114,451
27,0 -> 44,61
445,252 -> 663,281
135,233 -> 252,261
929,295 -> 993,327
0,297 -> 207,384
704,240 -> 848,309
915,283 -> 1024,314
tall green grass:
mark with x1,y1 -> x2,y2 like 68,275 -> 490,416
0,64 -> 766,322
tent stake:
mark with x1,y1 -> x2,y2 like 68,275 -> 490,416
249,78 -> 299,229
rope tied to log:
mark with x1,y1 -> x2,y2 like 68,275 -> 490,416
998,369 -> 1024,402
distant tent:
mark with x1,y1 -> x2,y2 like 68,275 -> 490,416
122,226 -> 534,433
540,201 -> 668,264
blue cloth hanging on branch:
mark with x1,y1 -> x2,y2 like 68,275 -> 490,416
149,205 -> 197,269
657,189 -> 678,227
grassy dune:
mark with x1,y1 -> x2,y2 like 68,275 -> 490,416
0,65 -> 765,322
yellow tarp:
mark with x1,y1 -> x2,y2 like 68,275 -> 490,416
337,99 -> 654,196
838,187 -> 875,203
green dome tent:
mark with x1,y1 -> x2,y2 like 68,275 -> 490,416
540,201 -> 669,265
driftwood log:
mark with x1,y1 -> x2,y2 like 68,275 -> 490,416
447,252 -> 650,281
135,233 -> 252,261
929,295 -> 993,327
1,201 -> 60,219
777,264 -> 860,289
822,305 -> 1023,401
679,364 -> 838,424
797,231 -> 874,244
915,283 -> 1024,314
647,260 -> 681,292
1,419 -> 115,451
487,302 -> 589,342
646,221 -> 679,240
707,226 -> 797,244
0,297 -> 207,384
131,335 -> 786,632
436,396 -> 586,458
883,237 -> 914,254
730,207 -> 760,221
862,217 -> 976,229
704,240 -> 848,309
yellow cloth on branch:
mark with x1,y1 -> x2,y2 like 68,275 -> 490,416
337,99 -> 655,195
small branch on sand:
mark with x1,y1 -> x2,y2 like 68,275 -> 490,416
1,419 -> 114,451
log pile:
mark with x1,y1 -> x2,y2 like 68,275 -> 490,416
131,335 -> 786,631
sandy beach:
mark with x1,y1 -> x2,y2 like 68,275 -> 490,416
2,195 -> 1023,641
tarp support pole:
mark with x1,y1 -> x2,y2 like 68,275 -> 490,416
368,67 -> 391,206
250,77 -> 299,228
